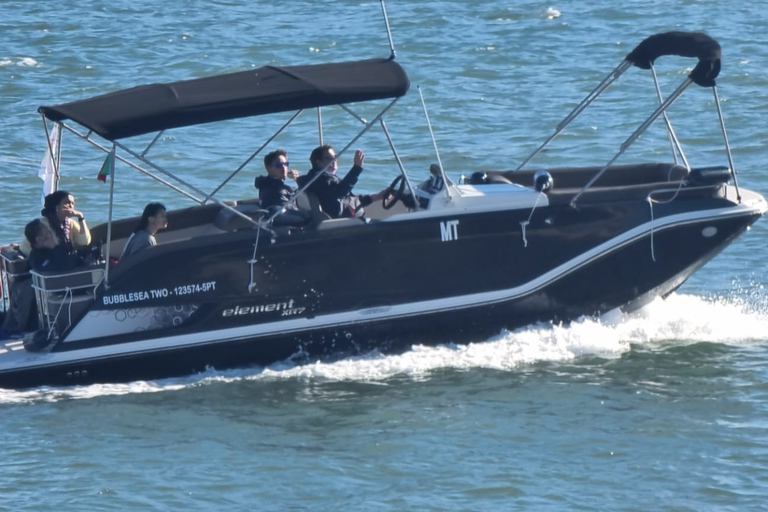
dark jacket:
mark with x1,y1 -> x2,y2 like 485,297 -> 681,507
297,165 -> 372,218
254,175 -> 298,210
29,245 -> 81,273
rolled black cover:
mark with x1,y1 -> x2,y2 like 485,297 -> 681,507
626,31 -> 721,87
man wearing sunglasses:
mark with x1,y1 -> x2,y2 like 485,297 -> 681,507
298,144 -> 386,219
255,149 -> 308,225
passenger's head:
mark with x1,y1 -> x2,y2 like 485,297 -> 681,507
24,219 -> 56,250
135,203 -> 168,235
41,190 -> 75,222
264,149 -> 290,180
310,144 -> 338,174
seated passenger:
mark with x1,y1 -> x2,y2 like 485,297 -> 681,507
20,190 -> 91,257
24,219 -> 81,272
254,149 -> 309,226
297,145 -> 386,219
120,203 -> 168,260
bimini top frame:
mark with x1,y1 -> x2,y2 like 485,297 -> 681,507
513,31 -> 738,206
37,56 -> 411,202
36,57 -> 411,285
37,55 -> 411,209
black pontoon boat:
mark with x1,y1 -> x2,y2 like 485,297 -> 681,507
0,29 -> 764,389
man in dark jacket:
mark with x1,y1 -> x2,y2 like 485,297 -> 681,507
254,149 -> 309,226
297,145 -> 386,219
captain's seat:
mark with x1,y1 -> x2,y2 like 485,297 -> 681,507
295,192 -> 331,226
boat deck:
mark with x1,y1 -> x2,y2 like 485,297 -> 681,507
0,337 -> 35,368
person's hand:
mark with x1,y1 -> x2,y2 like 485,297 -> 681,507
287,169 -> 300,180
354,149 -> 365,168
62,206 -> 84,220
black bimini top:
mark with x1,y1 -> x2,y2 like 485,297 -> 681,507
39,58 -> 410,141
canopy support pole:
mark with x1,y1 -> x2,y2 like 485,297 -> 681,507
267,97 -> 401,225
60,123 -> 201,203
340,104 -> 368,125
418,86 -> 451,200
317,108 -> 323,146
115,141 -> 256,223
570,78 -> 693,207
713,86 -> 741,202
516,60 -> 633,171
650,65 -> 689,168
205,110 -> 304,202
54,124 -> 62,192
58,121 -> 259,227
380,0 -> 397,59
104,145 -> 116,288
380,118 -> 418,209
141,130 -> 165,158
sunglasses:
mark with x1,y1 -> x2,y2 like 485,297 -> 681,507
273,161 -> 290,168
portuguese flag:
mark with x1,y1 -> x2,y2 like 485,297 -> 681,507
97,148 -> 114,182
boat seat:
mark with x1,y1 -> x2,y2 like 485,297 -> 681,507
214,204 -> 267,231
295,192 -> 368,229
1,245 -> 29,277
498,162 -> 690,190
91,200 -> 237,243
296,192 -> 331,226
316,218 -> 367,230
686,166 -> 731,186
487,174 -> 514,185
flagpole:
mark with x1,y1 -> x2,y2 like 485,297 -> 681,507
53,123 -> 62,192
104,145 -> 116,288
38,120 -> 61,206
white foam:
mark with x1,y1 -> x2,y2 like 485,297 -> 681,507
609,293 -> 768,344
16,57 -> 39,67
546,7 -> 562,20
0,380 -> 186,404
1,293 -> 766,402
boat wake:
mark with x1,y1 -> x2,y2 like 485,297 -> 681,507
1,292 -> 766,404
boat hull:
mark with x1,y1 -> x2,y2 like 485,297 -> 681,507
0,191 -> 762,389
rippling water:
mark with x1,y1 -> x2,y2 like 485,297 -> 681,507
2,1 -> 768,510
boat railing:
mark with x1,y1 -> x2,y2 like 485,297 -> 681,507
30,266 -> 104,336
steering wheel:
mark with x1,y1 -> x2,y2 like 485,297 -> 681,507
382,175 -> 407,210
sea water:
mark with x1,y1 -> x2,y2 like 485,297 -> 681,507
1,1 -> 768,510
